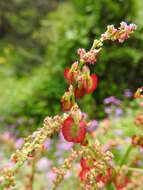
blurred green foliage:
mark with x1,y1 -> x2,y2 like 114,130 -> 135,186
0,0 -> 143,135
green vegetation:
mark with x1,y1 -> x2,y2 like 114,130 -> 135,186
0,0 -> 143,135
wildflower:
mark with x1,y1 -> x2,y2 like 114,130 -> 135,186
15,138 -> 23,149
62,116 -> 87,143
124,88 -> 133,98
88,120 -> 98,132
104,96 -> 121,105
115,108 -> 123,117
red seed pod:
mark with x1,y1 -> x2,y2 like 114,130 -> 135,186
101,168 -> 112,184
81,139 -> 88,146
74,87 -> 85,98
62,116 -> 87,143
84,74 -> 98,94
60,99 -> 72,111
80,157 -> 91,170
64,68 -> 75,84
79,168 -> 89,182
113,173 -> 128,189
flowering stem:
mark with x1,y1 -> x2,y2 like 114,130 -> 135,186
78,60 -> 84,70
106,144 -> 133,190
127,167 -> 143,173
29,159 -> 36,190
120,144 -> 133,167
72,85 -> 76,105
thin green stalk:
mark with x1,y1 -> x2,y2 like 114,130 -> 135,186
78,60 -> 84,70
127,167 -> 143,173
72,85 -> 75,105
120,144 -> 133,167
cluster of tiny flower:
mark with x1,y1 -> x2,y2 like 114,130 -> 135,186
101,21 -> 136,43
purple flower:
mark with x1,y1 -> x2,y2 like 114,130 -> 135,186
15,138 -> 24,149
59,130 -> 65,141
54,150 -> 63,157
65,171 -> 71,179
46,171 -> 56,181
58,157 -> 64,165
115,108 -> 123,117
104,96 -> 121,105
37,157 -> 53,171
124,89 -> 133,98
114,129 -> 123,136
125,137 -> 131,143
56,142 -> 73,151
88,120 -> 98,132
44,139 -> 52,150
104,107 -> 112,114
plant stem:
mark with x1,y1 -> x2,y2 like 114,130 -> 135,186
29,159 -> 36,190
120,144 -> 133,167
127,167 -> 143,173
78,60 -> 84,70
72,85 -> 75,105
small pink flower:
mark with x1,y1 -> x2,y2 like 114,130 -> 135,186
78,48 -> 86,57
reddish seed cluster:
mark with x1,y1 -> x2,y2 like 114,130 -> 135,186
79,157 -> 92,182
64,67 -> 98,97
132,87 -> 143,148
78,48 -> 101,64
0,22 -> 138,190
119,22 -> 137,43
62,115 -> 87,144
60,99 -> 72,111
79,156 -> 112,187
132,134 -> 143,147
101,21 -> 137,43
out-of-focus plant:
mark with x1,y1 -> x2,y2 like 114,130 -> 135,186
1,0 -> 143,134
0,21 -> 139,190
